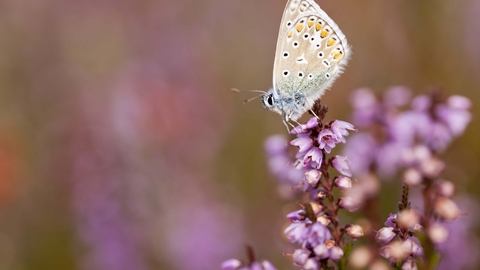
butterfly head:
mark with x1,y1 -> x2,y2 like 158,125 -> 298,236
261,88 -> 308,121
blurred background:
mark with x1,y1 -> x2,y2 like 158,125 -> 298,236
0,0 -> 479,269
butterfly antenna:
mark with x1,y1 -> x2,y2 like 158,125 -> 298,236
231,88 -> 267,94
242,94 -> 264,104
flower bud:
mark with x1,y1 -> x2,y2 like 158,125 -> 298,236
403,168 -> 423,186
305,169 -> 322,186
369,259 -> 390,270
420,157 -> 445,178
329,246 -> 344,261
434,198 -> 460,221
303,258 -> 319,270
397,209 -> 420,230
331,155 -> 352,177
313,244 -> 329,259
334,176 -> 353,191
317,215 -> 331,226
384,214 -> 397,227
376,227 -> 396,245
345,224 -> 364,239
339,196 -> 359,212
427,224 -> 449,244
349,246 -> 372,268
221,259 -> 242,270
250,262 -> 262,270
412,145 -> 431,162
261,260 -> 276,270
436,180 -> 455,197
292,249 -> 310,266
286,209 -> 306,222
379,240 -> 407,261
309,201 -> 324,215
402,259 -> 418,270
402,238 -> 422,256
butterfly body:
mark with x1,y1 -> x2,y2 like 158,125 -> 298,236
262,0 -> 350,123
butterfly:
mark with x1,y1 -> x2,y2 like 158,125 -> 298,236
233,0 -> 350,131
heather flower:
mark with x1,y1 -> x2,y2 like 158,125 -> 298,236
345,224 -> 364,239
221,259 -> 242,270
292,249 -> 311,266
317,129 -> 336,153
333,176 -> 352,191
376,227 -> 396,245
220,259 -> 277,270
289,136 -> 313,153
338,196 -> 359,211
302,147 -> 323,169
330,120 -> 356,140
434,198 -> 460,221
264,102 -> 361,269
427,224 -> 449,244
402,259 -> 418,270
302,258 -> 319,270
264,135 -> 305,186
286,209 -> 306,222
349,246 -> 372,268
331,155 -> 352,177
396,209 -> 420,230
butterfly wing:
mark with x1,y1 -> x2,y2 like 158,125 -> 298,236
273,0 -> 350,109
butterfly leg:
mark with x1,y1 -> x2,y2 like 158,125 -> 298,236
282,119 -> 291,133
281,111 -> 291,132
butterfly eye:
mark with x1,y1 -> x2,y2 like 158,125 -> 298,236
268,95 -> 273,105
263,94 -> 275,108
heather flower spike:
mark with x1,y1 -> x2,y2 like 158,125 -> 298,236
221,246 -> 277,270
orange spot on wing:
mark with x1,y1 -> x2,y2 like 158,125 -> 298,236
296,23 -> 304,32
288,31 -> 293,38
320,29 -> 328,38
308,21 -> 314,27
327,39 -> 336,47
315,23 -> 322,31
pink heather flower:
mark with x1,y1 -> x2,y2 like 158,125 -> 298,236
221,257 -> 277,270
303,258 -> 319,270
302,147 -> 323,169
350,88 -> 378,126
376,227 -> 396,246
345,224 -> 364,239
293,249 -> 311,266
221,259 -> 242,270
304,169 -> 321,186
328,246 -> 344,261
318,129 -> 337,153
383,86 -> 412,108
434,198 -> 460,221
385,214 -> 397,227
306,222 -> 332,247
290,117 -> 319,135
338,196 -> 359,212
402,259 -> 418,270
330,120 -> 356,139
331,155 -> 352,177
264,135 -> 305,186
334,176 -> 352,191
427,224 -> 449,244
313,243 -> 329,259
260,261 -> 277,270
289,136 -> 313,153
287,209 -> 306,222
284,222 -> 309,244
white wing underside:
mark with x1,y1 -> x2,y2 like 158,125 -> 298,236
272,0 -> 351,100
